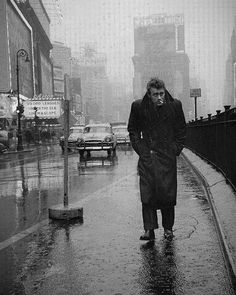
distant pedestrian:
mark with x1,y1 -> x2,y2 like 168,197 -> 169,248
25,129 -> 33,146
128,77 -> 186,240
41,128 -> 48,143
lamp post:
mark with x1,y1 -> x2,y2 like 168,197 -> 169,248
16,49 -> 30,151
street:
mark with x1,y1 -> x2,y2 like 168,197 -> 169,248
0,145 -> 234,294
0,145 -> 135,242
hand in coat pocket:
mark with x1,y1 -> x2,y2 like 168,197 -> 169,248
138,139 -> 150,157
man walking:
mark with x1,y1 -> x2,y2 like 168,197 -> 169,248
128,77 -> 186,241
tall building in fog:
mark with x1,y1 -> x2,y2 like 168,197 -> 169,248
233,19 -> 236,106
71,46 -> 111,123
133,14 -> 190,120
42,0 -> 236,118
51,42 -> 71,76
224,17 -> 236,107
46,0 -> 134,92
42,0 -> 64,42
184,0 -> 236,116
51,42 -> 72,97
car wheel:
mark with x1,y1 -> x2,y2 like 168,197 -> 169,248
79,150 -> 84,157
0,143 -> 7,153
87,151 -> 91,158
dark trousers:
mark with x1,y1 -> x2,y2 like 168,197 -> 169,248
142,204 -> 175,231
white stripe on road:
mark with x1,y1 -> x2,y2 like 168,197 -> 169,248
0,171 -> 137,251
0,220 -> 48,251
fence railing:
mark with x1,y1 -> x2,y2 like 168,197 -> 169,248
185,105 -> 236,190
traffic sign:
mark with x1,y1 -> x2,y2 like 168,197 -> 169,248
190,88 -> 201,97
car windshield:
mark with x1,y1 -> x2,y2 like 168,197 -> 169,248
70,128 -> 83,134
113,127 -> 127,133
84,126 -> 110,133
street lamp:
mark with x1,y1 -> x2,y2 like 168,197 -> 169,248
16,49 -> 30,151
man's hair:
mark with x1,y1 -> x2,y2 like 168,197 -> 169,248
147,77 -> 165,93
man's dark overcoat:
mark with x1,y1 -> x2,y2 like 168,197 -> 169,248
128,90 -> 186,209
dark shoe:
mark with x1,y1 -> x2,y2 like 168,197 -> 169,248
164,229 -> 174,240
140,230 -> 155,241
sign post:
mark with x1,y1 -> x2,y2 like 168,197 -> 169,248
190,88 -> 201,120
48,74 -> 83,220
63,99 -> 69,207
63,74 -> 70,207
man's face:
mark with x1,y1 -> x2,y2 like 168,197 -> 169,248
149,87 -> 165,106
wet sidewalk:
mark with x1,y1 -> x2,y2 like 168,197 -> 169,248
2,140 -> 57,155
0,154 -> 234,295
182,148 -> 236,288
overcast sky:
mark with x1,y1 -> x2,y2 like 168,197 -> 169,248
48,0 -> 236,116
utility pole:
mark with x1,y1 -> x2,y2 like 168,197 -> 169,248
16,49 -> 30,151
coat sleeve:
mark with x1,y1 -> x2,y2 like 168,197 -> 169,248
174,100 -> 186,156
127,101 -> 142,155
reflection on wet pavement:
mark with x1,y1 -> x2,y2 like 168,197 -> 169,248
139,240 -> 180,294
78,155 -> 118,174
0,147 -> 234,295
0,146 -> 136,242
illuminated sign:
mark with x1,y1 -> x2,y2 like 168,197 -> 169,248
23,100 -> 62,118
134,14 -> 184,28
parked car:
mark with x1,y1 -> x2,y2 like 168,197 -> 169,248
77,123 -> 117,157
0,142 -> 8,154
112,125 -> 130,145
59,125 -> 85,152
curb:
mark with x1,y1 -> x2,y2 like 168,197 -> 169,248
182,150 -> 236,292
1,142 -> 57,155
4,149 -> 35,155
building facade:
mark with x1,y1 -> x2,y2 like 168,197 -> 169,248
42,0 -> 64,43
71,47 -> 111,124
225,17 -> 236,107
51,41 -> 72,78
0,0 -> 34,97
51,41 -> 72,100
133,14 -> 191,121
0,0 -> 34,129
0,0 -> 53,129
15,0 -> 53,96
69,77 -> 83,116
53,65 -> 64,98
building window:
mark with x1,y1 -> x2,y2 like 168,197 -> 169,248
176,24 -> 185,52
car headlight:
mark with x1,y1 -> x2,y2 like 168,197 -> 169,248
77,138 -> 84,144
104,136 -> 112,142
